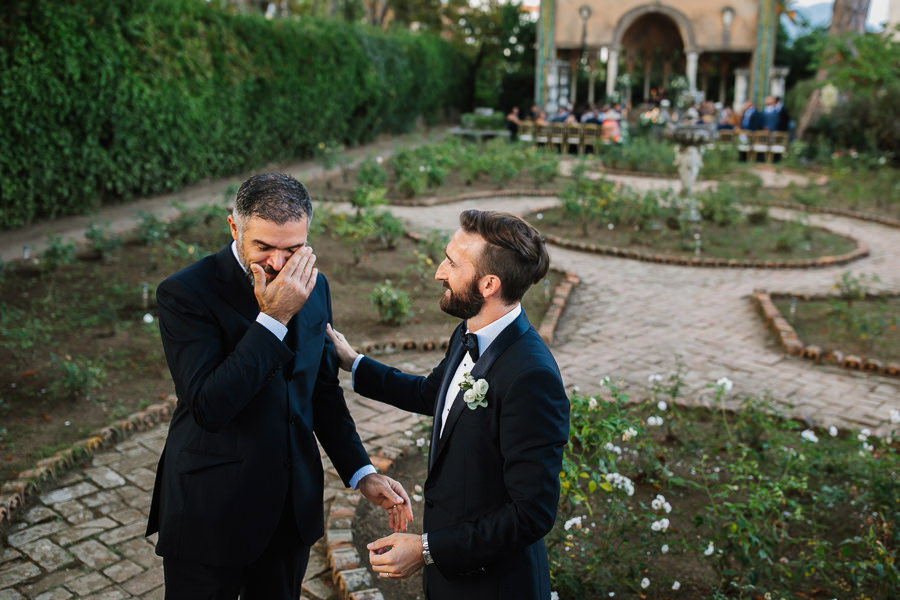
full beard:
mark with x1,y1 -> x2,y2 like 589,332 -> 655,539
439,277 -> 484,320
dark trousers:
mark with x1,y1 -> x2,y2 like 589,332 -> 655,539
163,495 -> 311,600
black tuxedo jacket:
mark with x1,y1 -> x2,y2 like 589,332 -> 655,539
355,310 -> 570,600
146,245 -> 371,566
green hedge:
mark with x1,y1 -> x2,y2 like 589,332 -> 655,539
0,0 -> 469,229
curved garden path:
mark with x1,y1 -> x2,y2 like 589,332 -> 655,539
2,159 -> 898,599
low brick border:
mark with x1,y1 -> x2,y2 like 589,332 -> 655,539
766,200 -> 900,229
529,208 -> 869,270
0,395 -> 177,530
752,290 -> 900,378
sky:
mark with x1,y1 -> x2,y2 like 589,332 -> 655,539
778,0 -> 889,30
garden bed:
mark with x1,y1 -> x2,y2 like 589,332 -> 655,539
349,376 -> 900,599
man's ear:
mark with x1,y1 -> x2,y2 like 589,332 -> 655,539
227,215 -> 240,242
479,274 -> 502,300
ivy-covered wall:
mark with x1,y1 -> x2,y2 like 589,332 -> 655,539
0,0 -> 469,229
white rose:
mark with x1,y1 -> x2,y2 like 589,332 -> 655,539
464,389 -> 478,403
473,379 -> 489,397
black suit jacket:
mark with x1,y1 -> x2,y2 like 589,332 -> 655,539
355,310 -> 570,600
146,245 -> 371,566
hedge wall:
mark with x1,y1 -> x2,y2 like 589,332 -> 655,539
0,0 -> 469,229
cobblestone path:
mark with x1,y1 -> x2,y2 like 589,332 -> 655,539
3,164 -> 899,598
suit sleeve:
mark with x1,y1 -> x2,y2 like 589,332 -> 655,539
353,350 -> 452,417
428,366 -> 570,579
156,276 -> 294,433
311,276 -> 374,486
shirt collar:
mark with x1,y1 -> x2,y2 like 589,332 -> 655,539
231,241 -> 247,273
467,303 -> 521,357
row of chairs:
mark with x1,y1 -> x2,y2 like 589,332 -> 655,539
517,122 -> 620,155
717,129 -> 789,163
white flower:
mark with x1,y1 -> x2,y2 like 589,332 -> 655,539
640,578 -> 650,589
704,542 -> 715,556
413,494 -> 423,502
604,442 -> 622,455
415,438 -> 425,447
862,442 -> 874,452
657,400 -> 668,411
890,409 -> 900,425
672,581 -> 681,590
621,427 -> 638,442
829,425 -> 838,437
418,165 -> 426,172
142,313 -> 154,324
376,155 -> 384,164
648,374 -> 663,384
801,429 -> 819,443
661,544 -> 669,554
463,373 -> 475,386
404,429 -> 413,436
550,593 -> 558,600
601,376 -> 611,385
647,416 -> 664,427
650,518 -> 669,532
858,428 -> 871,441
473,379 -> 489,397
651,494 -> 665,510
605,472 -> 635,496
588,397 -> 598,410
464,389 -> 478,403
716,377 -> 733,392
537,212 -> 544,220
563,516 -> 583,531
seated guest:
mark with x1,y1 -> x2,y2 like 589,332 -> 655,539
549,106 -> 568,123
525,104 -> 540,121
717,107 -> 736,130
600,110 -> 621,143
534,111 -> 548,127
775,97 -> 790,132
506,106 -> 521,141
762,96 -> 779,131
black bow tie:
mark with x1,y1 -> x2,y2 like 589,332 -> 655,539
461,330 -> 479,363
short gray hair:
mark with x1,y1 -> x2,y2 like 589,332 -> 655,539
232,173 -> 313,230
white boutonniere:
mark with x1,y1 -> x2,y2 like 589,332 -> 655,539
459,372 -> 489,410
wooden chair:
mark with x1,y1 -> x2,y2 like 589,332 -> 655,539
518,121 -> 535,144
565,124 -> 583,155
549,123 -> 566,152
716,129 -> 735,144
769,131 -> 789,163
581,123 -> 599,155
534,125 -> 550,148
751,130 -> 772,163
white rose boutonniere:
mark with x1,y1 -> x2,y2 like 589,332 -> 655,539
459,372 -> 489,410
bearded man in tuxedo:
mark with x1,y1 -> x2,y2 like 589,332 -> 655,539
327,210 -> 570,600
147,173 -> 412,600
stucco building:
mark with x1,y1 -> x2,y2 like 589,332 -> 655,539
535,0 -> 786,112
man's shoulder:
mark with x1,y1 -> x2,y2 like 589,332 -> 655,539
158,250 -> 221,296
498,326 -> 559,375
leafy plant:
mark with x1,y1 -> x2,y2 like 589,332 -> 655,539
699,184 -> 745,227
370,280 -> 411,325
561,163 -> 617,236
40,234 -> 77,270
356,156 -> 388,188
136,211 -> 169,246
49,353 -> 106,402
372,210 -> 404,250
85,221 -> 123,260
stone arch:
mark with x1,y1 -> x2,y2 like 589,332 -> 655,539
611,4 -> 698,53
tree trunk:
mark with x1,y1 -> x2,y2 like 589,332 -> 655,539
795,0 -> 870,138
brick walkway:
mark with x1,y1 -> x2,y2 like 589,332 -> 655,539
3,164 -> 899,598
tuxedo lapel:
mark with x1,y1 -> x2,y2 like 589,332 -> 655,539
213,245 -> 259,323
429,322 -> 466,472
430,310 -> 532,470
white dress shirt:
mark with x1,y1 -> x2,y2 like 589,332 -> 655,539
231,242 -> 376,489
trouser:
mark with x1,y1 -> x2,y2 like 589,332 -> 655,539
163,495 -> 311,600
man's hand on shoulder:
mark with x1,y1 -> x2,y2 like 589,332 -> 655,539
251,247 -> 318,325
357,473 -> 413,532
326,324 -> 359,371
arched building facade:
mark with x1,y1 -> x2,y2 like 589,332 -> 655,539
536,0 -> 786,112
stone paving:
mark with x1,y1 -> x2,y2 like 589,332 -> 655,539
3,159 -> 900,598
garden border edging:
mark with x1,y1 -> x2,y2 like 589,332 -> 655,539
752,290 -> 900,378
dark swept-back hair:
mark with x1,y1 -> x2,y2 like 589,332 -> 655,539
460,209 -> 550,303
233,173 -> 312,227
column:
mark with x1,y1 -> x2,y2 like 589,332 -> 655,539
642,49 -> 652,102
535,0 -> 556,109
686,51 -> 699,94
749,0 -> 776,108
587,51 -> 598,106
569,50 -> 579,108
733,68 -> 749,112
769,66 -> 789,99
606,49 -> 619,99
718,56 -> 730,104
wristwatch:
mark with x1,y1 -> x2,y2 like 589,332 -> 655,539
421,533 -> 434,565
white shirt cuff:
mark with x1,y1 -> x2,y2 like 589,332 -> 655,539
350,354 -> 365,389
256,312 -> 288,341
349,464 -> 377,490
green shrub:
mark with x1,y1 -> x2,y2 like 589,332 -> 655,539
85,221 -> 123,259
370,280 -> 411,325
136,211 -> 169,246
49,353 -> 106,402
41,235 -> 77,270
356,156 -> 389,188
698,184 -> 745,227
372,210 -> 404,249
0,0 -> 468,229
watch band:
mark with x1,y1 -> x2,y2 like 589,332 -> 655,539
421,533 -> 434,565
